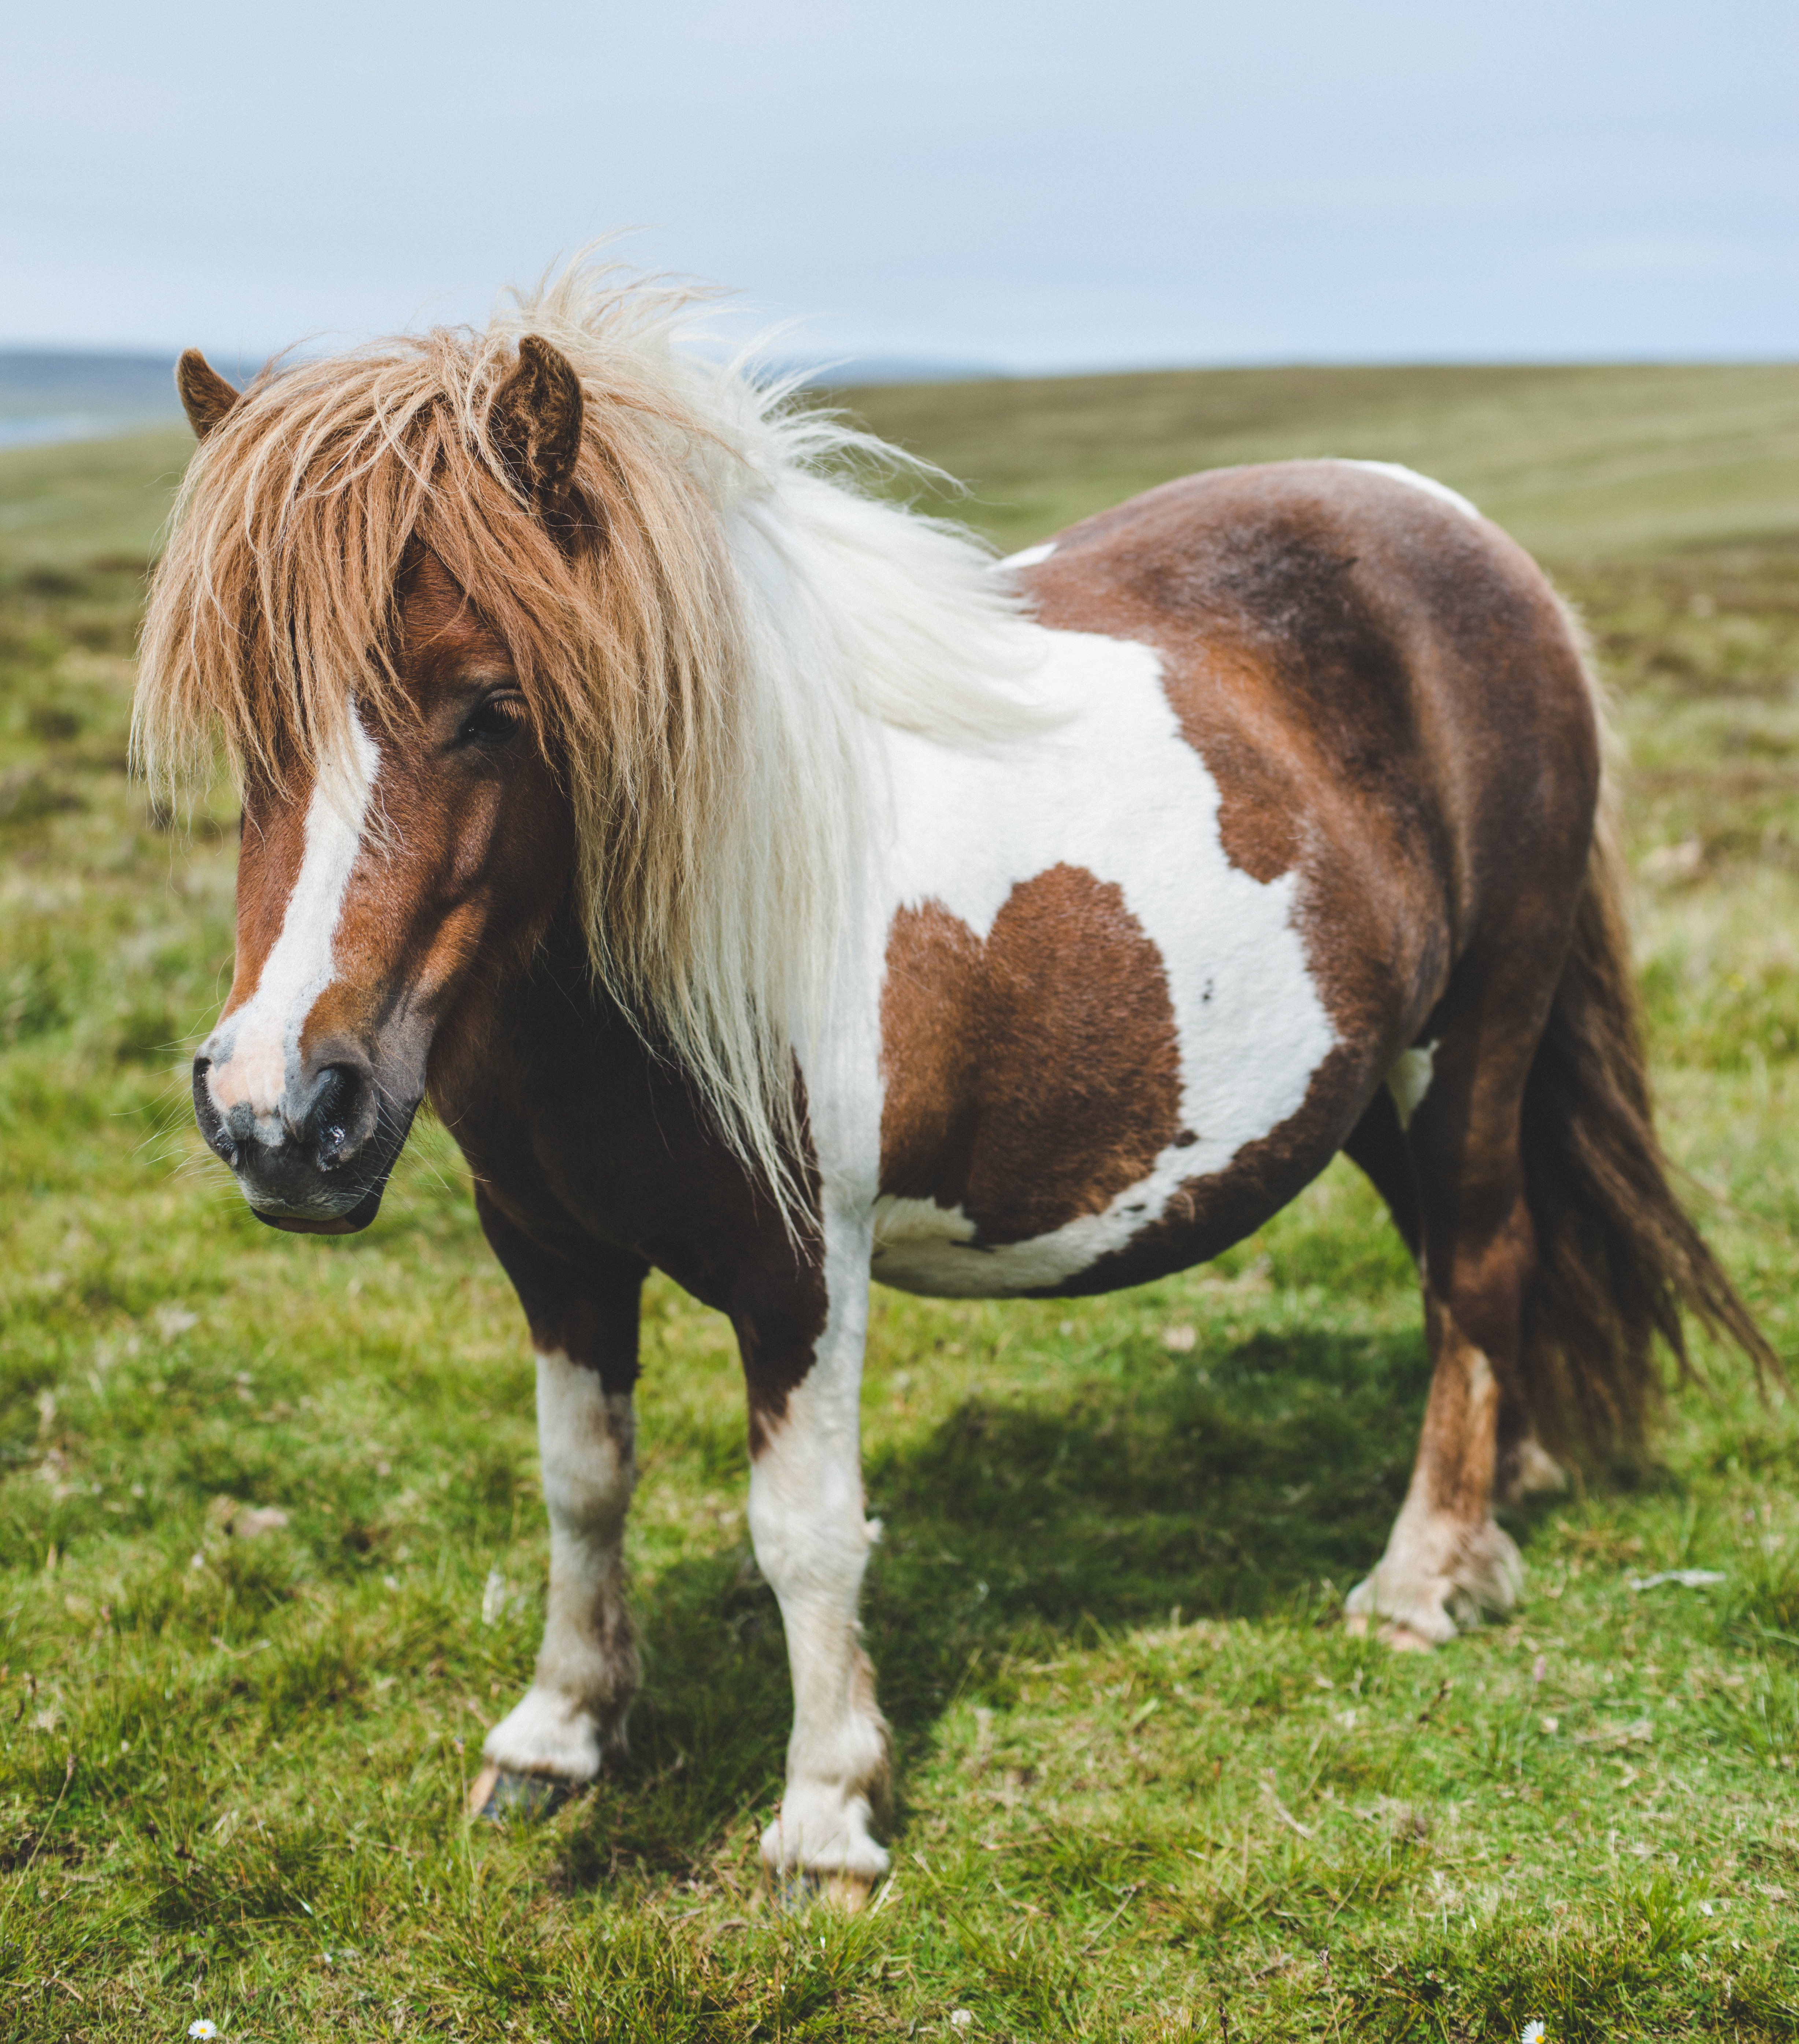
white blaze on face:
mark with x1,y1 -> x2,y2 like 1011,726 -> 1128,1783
203,708 -> 380,1142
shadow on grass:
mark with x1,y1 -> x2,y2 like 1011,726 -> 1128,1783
559,1324 -> 1436,1883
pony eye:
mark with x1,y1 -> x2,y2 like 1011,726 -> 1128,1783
458,693 -> 526,744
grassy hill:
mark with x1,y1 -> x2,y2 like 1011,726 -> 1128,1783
841,361 -> 1799,559
5,361 -> 1799,576
3,370 -> 1799,2040
0,428 -> 193,572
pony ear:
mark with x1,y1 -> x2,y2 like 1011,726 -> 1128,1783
489,335 -> 585,516
176,349 -> 241,440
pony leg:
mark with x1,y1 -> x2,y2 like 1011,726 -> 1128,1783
1347,1032 -> 1538,1647
480,1351 -> 639,1782
1345,1087 -> 1566,1513
740,1219 -> 890,1893
476,1199 -> 645,1791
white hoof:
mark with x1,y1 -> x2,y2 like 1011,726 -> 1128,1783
482,1684 -> 608,1782
1343,1610 -> 1441,1652
1346,1570 -> 1460,1646
760,1782 -> 891,1882
1346,1516 -> 1523,1643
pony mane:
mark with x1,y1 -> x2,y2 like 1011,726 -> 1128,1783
136,256 -> 1050,1211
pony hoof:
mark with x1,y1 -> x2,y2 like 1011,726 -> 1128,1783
1379,1622 -> 1437,1653
1344,1611 -> 1435,1652
467,1764 -> 574,1822
821,1873 -> 875,1913
769,1869 -> 876,1914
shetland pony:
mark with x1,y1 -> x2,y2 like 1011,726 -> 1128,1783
137,263 -> 1771,1898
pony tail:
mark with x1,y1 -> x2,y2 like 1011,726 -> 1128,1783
1517,804 -> 1780,1455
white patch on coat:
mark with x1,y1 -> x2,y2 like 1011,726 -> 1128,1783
484,1353 -> 638,1781
995,541 -> 1058,570
1386,1040 -> 1438,1131
749,1209 -> 891,1880
1335,460 -> 1482,524
202,707 -> 379,1139
838,627 -> 1337,1297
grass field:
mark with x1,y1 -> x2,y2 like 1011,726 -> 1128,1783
4,364 -> 1799,2041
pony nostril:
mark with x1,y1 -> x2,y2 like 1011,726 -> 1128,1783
305,1063 -> 370,1169
192,1055 -> 237,1164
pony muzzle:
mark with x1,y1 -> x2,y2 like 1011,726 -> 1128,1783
192,1038 -> 413,1234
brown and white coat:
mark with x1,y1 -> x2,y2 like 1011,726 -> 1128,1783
141,272 -> 1770,1896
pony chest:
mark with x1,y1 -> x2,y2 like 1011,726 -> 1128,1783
865,630 -> 1338,1297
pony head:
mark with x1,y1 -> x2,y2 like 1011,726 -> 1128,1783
152,335 -> 606,1228
136,262 -> 1044,1231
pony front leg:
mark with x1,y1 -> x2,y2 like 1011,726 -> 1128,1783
480,1351 -> 639,1782
474,1201 -> 646,1802
739,1219 -> 890,1895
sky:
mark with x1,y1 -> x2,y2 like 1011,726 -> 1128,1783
3,0 -> 1795,372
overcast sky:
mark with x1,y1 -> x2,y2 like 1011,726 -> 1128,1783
4,0 -> 1794,371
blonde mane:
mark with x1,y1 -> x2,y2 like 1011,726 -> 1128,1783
136,257 -> 1047,1207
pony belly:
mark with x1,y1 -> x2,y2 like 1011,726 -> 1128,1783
870,1195 -> 1104,1297
868,1165 -> 1284,1301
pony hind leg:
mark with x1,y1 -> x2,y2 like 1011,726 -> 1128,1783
1345,1083 -> 1566,1514
473,1199 -> 646,1805
1346,1017 -> 1544,1648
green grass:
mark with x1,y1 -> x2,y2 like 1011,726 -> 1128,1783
0,428 -> 194,575
4,367 -> 1799,2039
844,361 -> 1799,559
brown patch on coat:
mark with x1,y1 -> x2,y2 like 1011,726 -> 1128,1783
1023,469 -> 1480,1043
1415,1301 -> 1507,1520
878,865 -> 1183,1245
